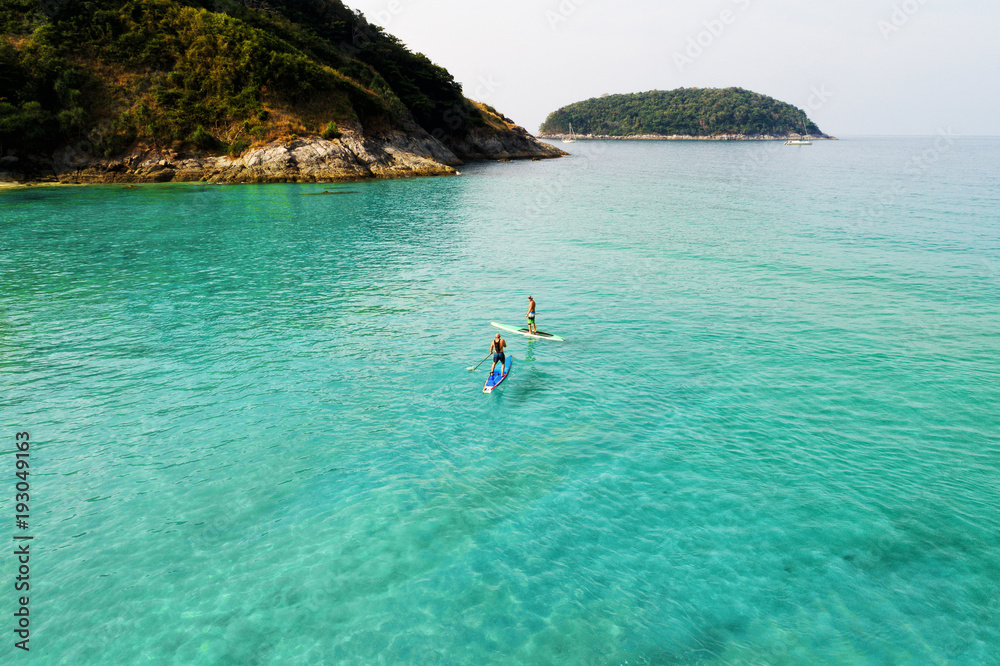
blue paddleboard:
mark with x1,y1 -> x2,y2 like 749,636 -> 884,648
483,356 -> 512,393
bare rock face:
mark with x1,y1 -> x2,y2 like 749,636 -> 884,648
2,122 -> 564,185
39,128 -> 461,184
448,127 -> 568,161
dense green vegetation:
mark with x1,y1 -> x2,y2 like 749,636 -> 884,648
0,0 -> 494,156
540,88 -> 823,137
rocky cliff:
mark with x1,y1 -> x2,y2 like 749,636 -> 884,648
0,0 -> 564,184
1,122 -> 564,185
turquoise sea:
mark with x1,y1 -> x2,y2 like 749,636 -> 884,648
2,137 -> 999,664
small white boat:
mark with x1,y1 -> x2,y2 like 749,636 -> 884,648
785,139 -> 812,145
562,123 -> 577,143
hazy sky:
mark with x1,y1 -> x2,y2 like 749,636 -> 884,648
345,0 -> 1000,136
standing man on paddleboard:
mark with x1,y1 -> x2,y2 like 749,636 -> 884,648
489,333 -> 507,377
526,295 -> 537,335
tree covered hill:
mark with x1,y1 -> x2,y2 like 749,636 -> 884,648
0,0 -> 525,158
540,88 -> 826,138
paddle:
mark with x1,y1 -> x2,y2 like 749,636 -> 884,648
466,354 -> 492,372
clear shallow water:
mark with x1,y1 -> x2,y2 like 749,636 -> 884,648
1,138 -> 999,664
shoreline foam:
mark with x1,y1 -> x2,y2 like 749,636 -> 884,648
539,133 -> 837,141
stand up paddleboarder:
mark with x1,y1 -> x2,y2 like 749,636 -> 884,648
489,333 -> 507,377
526,295 -> 537,335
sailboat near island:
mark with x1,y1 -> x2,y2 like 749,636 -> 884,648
562,123 -> 577,143
785,119 -> 813,145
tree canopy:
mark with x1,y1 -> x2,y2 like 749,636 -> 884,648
0,0 -> 492,156
540,88 -> 824,138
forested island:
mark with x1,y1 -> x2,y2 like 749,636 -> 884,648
539,88 -> 831,140
0,0 -> 563,184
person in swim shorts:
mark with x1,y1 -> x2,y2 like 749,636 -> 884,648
489,333 -> 507,377
526,295 -> 537,334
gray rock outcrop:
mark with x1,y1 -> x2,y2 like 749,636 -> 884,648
1,122 -> 565,185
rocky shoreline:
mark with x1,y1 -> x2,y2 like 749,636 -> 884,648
540,133 -> 836,141
0,123 -> 565,185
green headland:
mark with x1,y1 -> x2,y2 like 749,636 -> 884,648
540,88 -> 830,140
0,0 -> 563,183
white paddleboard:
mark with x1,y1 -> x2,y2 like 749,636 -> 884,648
490,321 -> 565,342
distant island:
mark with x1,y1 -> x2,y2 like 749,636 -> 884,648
0,0 -> 563,184
539,88 -> 833,141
